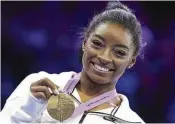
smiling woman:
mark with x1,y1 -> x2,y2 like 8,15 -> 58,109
81,24 -> 135,85
0,1 -> 145,123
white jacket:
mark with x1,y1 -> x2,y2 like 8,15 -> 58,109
0,71 -> 145,124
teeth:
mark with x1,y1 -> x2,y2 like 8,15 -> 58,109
94,64 -> 109,72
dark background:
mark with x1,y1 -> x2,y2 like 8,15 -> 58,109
1,1 -> 175,123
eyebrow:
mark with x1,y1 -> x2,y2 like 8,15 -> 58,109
114,44 -> 129,50
93,34 -> 129,50
93,34 -> 106,42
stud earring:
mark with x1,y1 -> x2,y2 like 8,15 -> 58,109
82,45 -> 85,51
127,65 -> 131,69
82,47 -> 85,51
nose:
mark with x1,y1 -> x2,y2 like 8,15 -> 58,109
98,49 -> 112,65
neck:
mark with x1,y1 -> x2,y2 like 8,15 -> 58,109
77,71 -> 116,97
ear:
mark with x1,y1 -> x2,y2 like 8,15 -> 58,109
127,56 -> 136,69
82,39 -> 86,51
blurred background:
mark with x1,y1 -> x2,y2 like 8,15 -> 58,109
1,1 -> 175,123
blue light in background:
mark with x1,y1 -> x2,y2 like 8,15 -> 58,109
1,64 -> 14,97
22,29 -> 48,49
56,34 -> 71,50
150,59 -> 162,74
1,80 -> 14,97
141,25 -> 155,55
166,98 -> 175,122
142,25 -> 154,45
116,71 -> 140,96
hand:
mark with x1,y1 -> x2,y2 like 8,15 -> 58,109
30,77 -> 59,101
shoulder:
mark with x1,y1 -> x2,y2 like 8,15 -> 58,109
114,93 -> 145,123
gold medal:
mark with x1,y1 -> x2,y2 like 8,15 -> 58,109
47,93 -> 75,122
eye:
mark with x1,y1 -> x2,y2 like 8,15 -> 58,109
92,40 -> 103,47
114,50 -> 126,57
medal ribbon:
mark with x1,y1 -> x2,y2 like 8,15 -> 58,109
63,73 -> 117,119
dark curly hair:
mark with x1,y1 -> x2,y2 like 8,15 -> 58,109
79,1 -> 144,62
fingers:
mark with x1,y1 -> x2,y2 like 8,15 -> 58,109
32,92 -> 47,101
40,78 -> 59,95
31,86 -> 51,100
30,77 -> 60,101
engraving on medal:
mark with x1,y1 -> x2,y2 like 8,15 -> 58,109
47,93 -> 75,122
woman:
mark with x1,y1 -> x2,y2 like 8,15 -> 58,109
0,1 -> 145,123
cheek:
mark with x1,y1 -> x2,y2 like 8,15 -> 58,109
114,57 -> 129,67
113,59 -> 129,75
84,44 -> 97,60
82,47 -> 96,69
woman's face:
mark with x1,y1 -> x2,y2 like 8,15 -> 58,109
82,23 -> 136,84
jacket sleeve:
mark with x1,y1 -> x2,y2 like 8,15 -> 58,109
0,72 -> 50,123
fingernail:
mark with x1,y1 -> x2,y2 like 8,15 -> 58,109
48,88 -> 53,94
54,89 -> 59,95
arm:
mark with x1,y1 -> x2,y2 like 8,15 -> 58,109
0,72 -> 54,123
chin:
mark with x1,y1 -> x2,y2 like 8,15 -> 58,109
88,72 -> 111,85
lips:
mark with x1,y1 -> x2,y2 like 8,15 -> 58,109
91,61 -> 115,72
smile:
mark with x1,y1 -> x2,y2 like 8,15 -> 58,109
91,62 -> 112,72
94,64 -> 109,72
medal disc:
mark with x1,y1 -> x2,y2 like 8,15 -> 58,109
47,93 -> 75,122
